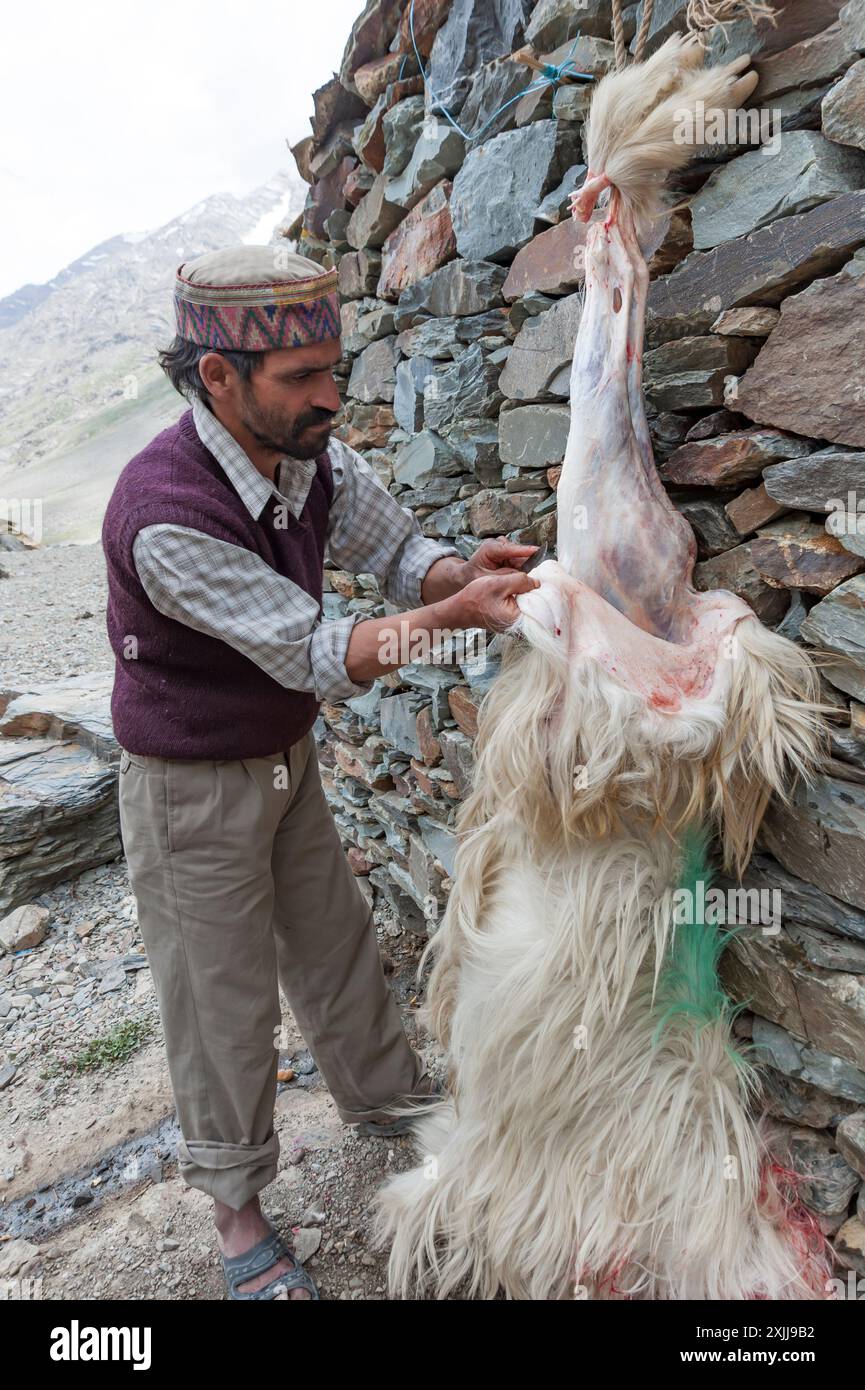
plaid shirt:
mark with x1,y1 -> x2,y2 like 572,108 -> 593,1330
131,397 -> 459,704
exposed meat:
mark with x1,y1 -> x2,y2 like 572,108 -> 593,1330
515,188 -> 755,713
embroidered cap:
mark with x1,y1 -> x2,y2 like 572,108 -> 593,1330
173,245 -> 340,351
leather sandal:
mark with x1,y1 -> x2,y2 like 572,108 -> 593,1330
221,1226 -> 320,1301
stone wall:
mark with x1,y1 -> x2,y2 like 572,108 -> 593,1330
292,0 -> 865,1270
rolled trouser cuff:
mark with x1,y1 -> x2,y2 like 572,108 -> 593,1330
178,1134 -> 280,1210
334,1056 -> 427,1126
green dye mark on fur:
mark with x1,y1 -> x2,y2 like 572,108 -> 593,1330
651,825 -> 751,1058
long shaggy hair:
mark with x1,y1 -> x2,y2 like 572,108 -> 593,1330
572,33 -> 759,238
374,616 -> 831,1300
374,23 -> 836,1301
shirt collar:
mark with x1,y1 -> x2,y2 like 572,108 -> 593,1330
191,396 -> 319,523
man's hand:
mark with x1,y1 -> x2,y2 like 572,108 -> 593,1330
461,537 -> 540,583
421,539 -> 539,605
448,570 -> 541,634
345,569 -> 543,684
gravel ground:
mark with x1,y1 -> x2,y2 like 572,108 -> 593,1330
1,542 -> 112,688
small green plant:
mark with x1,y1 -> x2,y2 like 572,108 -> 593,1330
40,1019 -> 152,1078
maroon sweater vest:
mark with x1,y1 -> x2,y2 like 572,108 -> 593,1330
102,409 -> 333,758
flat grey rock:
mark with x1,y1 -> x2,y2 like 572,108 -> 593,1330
450,121 -> 576,263
0,672 -> 117,761
498,403 -> 570,468
690,132 -> 865,251
499,291 -> 582,401
395,259 -> 507,329
0,737 -> 120,916
764,448 -> 865,508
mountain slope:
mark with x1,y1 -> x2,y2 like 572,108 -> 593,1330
0,169 -> 307,475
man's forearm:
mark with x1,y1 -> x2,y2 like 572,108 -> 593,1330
344,593 -> 463,684
344,544 -> 542,685
420,554 -> 469,605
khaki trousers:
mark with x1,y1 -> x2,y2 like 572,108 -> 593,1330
118,728 -> 423,1210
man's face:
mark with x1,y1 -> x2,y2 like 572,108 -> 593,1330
211,339 -> 344,460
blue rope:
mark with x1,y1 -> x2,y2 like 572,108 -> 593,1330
398,0 -> 595,145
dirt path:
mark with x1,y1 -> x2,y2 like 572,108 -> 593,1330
5,1071 -> 427,1302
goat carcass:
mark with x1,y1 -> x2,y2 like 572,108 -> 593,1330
374,34 -> 833,1300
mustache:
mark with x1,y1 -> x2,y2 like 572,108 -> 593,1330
298,411 -> 335,430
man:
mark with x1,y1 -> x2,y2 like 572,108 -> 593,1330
102,244 -> 539,1300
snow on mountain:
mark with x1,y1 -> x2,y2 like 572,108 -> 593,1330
243,184 -> 298,246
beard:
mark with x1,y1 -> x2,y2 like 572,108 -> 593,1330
238,381 -> 334,460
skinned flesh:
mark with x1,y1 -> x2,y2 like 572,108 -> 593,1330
516,191 -> 755,713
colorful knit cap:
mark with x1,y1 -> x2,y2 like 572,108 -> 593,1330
174,245 -> 340,351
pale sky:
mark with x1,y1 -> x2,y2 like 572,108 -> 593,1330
0,0 -> 367,297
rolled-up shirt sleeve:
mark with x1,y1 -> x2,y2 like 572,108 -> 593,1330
308,612 -> 375,702
326,436 -> 460,608
133,525 -> 375,705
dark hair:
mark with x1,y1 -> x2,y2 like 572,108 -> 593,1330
157,335 -> 265,402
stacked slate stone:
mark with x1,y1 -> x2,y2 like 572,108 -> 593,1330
290,0 -> 865,1268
